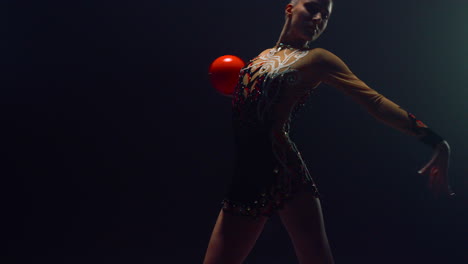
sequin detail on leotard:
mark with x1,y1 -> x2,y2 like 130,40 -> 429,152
223,49 -> 319,219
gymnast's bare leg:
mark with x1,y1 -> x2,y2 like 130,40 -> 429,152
203,209 -> 268,264
278,191 -> 335,264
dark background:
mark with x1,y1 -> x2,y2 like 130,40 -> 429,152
2,0 -> 467,263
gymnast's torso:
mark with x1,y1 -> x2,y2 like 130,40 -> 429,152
223,47 -> 322,218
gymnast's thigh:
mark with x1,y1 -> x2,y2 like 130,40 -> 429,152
203,209 -> 268,264
278,192 -> 334,264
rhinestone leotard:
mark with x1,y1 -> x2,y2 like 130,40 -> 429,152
222,48 -> 320,218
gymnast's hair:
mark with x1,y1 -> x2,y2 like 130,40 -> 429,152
290,0 -> 333,5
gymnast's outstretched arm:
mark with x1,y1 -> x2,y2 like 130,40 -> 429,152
306,48 -> 454,196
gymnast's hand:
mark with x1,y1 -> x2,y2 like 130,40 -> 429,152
418,140 -> 455,197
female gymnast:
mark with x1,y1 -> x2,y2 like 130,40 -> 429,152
204,0 -> 453,263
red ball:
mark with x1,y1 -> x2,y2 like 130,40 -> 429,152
209,55 -> 245,96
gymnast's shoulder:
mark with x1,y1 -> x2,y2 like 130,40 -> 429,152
304,47 -> 351,74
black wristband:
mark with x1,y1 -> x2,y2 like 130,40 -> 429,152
419,128 -> 444,148
407,112 -> 444,148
